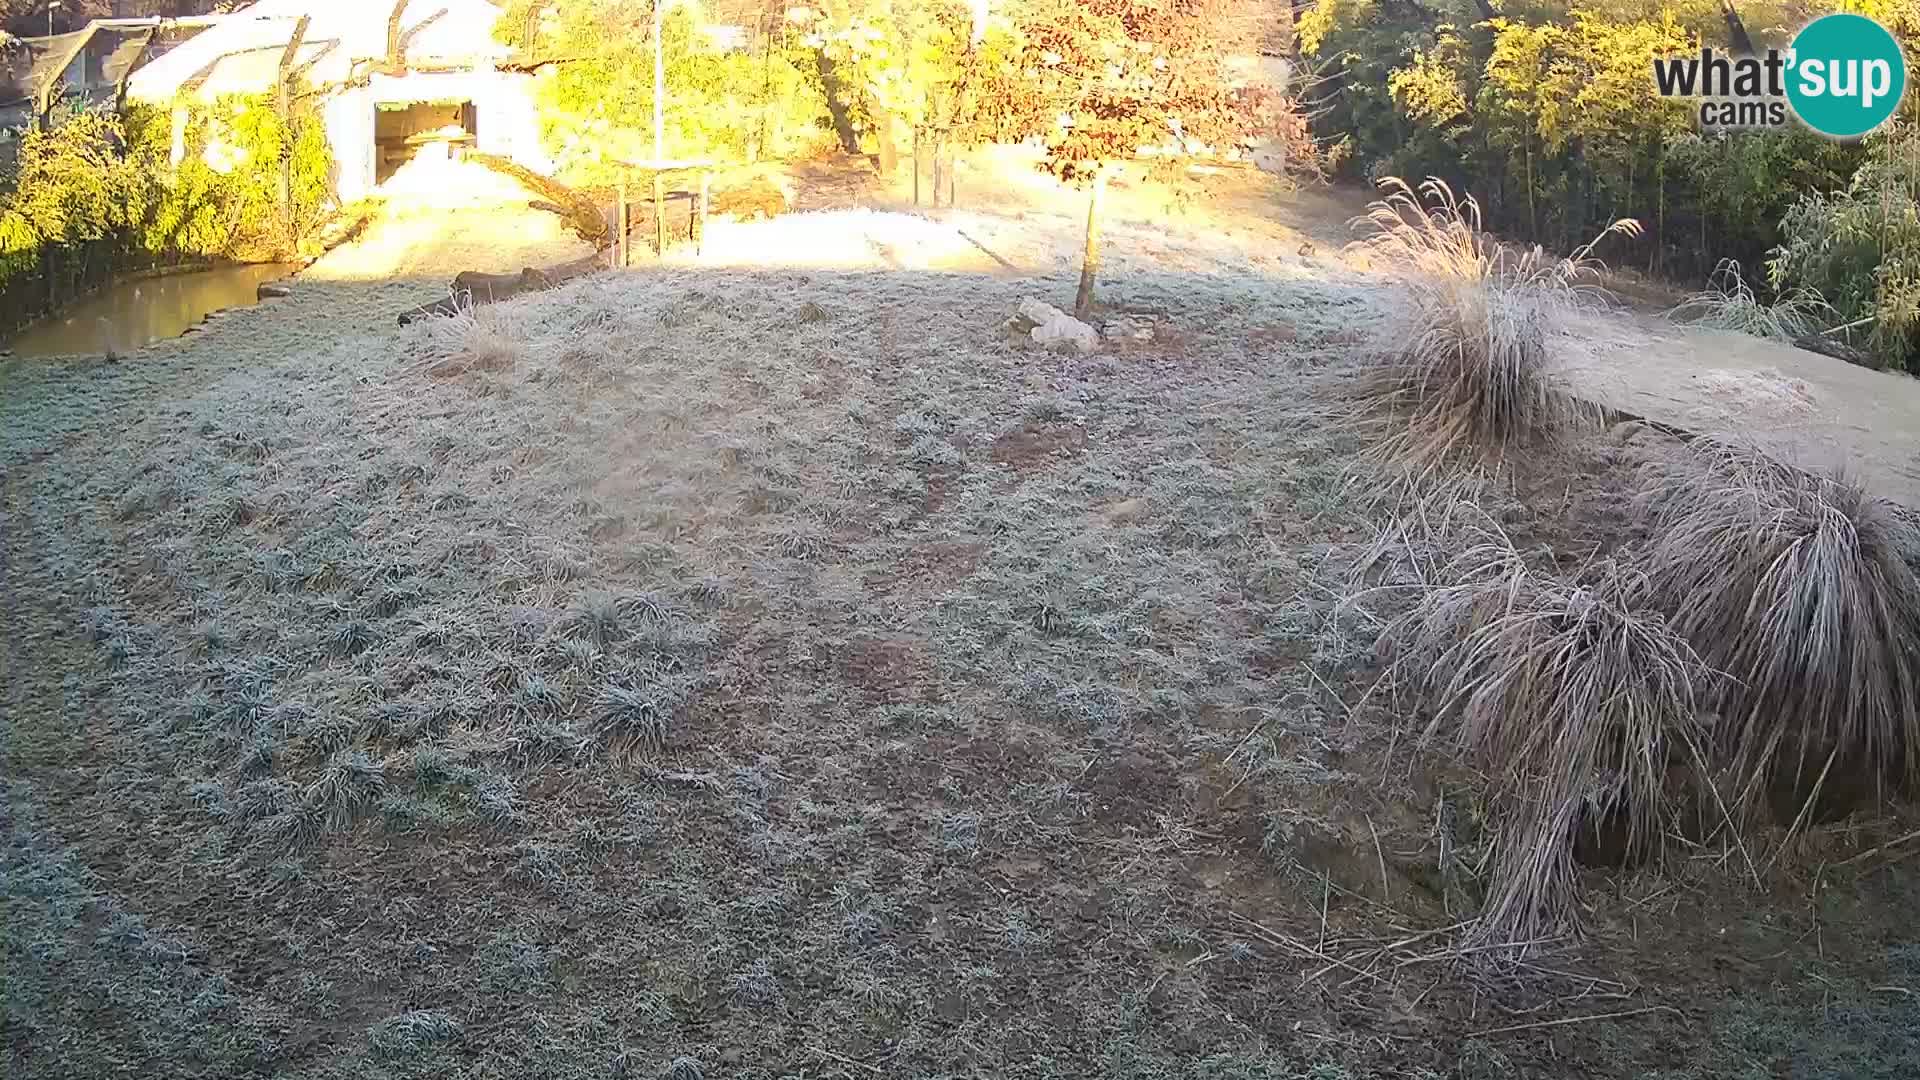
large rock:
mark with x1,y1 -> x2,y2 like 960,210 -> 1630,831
1015,298 -> 1098,354
1017,297 -> 1060,325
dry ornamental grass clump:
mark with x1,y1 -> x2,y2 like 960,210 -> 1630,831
1637,437 -> 1920,824
1371,433 -> 1920,947
1344,177 -> 1638,478
1667,258 -> 1833,341
1380,533 -> 1715,945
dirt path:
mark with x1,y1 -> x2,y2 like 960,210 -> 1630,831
309,154 -> 594,281
1231,177 -> 1920,507
1558,307 -> 1920,505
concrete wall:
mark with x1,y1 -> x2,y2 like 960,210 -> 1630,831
322,70 -> 553,203
478,72 -> 552,174
324,89 -> 376,203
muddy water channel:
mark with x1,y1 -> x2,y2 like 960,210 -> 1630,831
4,263 -> 296,358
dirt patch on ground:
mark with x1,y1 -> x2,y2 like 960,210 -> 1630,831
1250,323 -> 1300,347
1496,426 -> 1670,561
1076,747 -> 1180,830
990,420 -> 1087,472
836,634 -> 934,704
866,541 -> 983,598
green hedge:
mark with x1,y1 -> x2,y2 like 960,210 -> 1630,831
0,94 -> 331,327
1299,0 -> 1918,369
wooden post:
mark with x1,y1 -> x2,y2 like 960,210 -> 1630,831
34,25 -> 98,126
276,16 -> 311,242
912,127 -> 921,206
42,244 -> 57,316
1073,166 -> 1107,321
697,170 -> 709,256
385,0 -> 408,73
169,104 -> 187,169
654,171 -> 667,256
115,26 -> 159,109
931,131 -> 944,209
617,174 -> 628,267
876,110 -> 897,176
947,143 -> 957,207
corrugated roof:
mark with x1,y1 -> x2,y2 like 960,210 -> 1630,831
1,30 -> 93,109
127,0 -> 512,102
0,26 -> 157,112
99,27 -> 158,90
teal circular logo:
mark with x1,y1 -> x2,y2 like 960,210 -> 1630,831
1787,14 -> 1908,139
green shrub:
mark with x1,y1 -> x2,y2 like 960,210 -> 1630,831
125,94 -> 332,259
0,109 -> 147,255
496,0 -> 832,182
1770,129 -> 1920,373
1296,0 -> 1902,287
0,95 -> 332,310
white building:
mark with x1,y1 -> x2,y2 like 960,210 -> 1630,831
126,0 -> 551,203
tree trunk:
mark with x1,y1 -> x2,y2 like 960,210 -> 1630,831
813,52 -> 862,154
1074,167 -> 1108,321
1654,157 -> 1665,276
876,110 -> 897,175
932,130 -> 945,207
276,16 -> 311,245
1525,140 -> 1536,239
1720,0 -> 1756,56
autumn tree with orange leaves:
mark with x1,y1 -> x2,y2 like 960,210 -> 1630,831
1014,0 -> 1270,317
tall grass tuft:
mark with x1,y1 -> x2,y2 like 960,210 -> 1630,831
1345,177 -> 1639,475
306,749 -> 388,831
1637,438 -> 1920,822
1667,259 -> 1831,341
403,299 -> 529,379
594,674 -> 692,756
1381,533 -> 1713,945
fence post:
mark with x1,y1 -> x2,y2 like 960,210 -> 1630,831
276,17 -> 312,245
654,171 -> 667,256
41,245 -> 57,316
932,131 -> 944,209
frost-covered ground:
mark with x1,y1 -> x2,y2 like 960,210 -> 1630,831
3,164 -> 1916,1080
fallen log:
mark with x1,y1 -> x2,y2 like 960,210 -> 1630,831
469,153 -> 608,246
397,252 -> 605,326
397,297 -> 462,325
1793,334 -> 1883,371
454,266 -> 555,303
